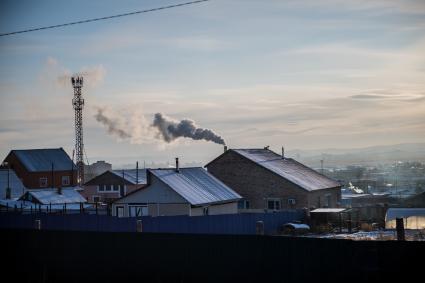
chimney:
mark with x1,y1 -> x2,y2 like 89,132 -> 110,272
136,161 -> 139,184
282,147 -> 285,159
175,157 -> 180,173
264,145 -> 270,150
224,145 -> 228,153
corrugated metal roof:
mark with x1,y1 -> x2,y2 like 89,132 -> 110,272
310,208 -> 347,213
149,168 -> 242,206
232,149 -> 341,191
0,169 -> 26,199
11,148 -> 75,172
21,187 -> 86,204
111,169 -> 147,185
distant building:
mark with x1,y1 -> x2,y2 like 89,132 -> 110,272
112,167 -> 242,217
84,160 -> 112,183
0,169 -> 26,200
83,169 -> 147,203
2,148 -> 77,189
205,148 -> 342,211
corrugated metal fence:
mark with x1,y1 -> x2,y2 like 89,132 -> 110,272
0,210 -> 304,234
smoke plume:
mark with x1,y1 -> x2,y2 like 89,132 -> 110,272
152,113 -> 225,145
94,108 -> 131,139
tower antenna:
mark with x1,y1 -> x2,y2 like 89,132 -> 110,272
71,75 -> 85,186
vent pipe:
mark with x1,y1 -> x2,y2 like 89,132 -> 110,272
175,158 -> 179,173
282,147 -> 285,159
224,145 -> 228,153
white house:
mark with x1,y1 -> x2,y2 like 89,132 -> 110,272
112,166 -> 242,217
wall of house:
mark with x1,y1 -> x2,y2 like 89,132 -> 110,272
206,151 -> 341,210
81,184 -> 141,203
4,153 -> 77,189
190,202 -> 238,216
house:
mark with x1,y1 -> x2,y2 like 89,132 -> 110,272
83,169 -> 147,203
205,148 -> 342,211
112,165 -> 242,217
0,169 -> 26,200
2,148 -> 77,189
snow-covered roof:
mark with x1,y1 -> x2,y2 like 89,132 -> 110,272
10,148 -> 75,172
0,199 -> 91,210
385,208 -> 425,222
149,168 -> 242,206
0,169 -> 26,199
284,223 -> 310,229
20,187 -> 86,204
310,208 -> 347,213
229,149 -> 341,191
111,169 -> 147,185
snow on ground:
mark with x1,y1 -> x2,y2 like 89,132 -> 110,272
305,229 -> 425,241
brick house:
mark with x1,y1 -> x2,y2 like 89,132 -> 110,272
205,148 -> 342,211
2,148 -> 77,189
82,169 -> 147,203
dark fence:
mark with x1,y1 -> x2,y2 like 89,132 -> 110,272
2,228 -> 423,283
0,210 -> 304,234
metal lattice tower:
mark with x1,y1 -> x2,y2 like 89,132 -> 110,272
71,76 -> 84,186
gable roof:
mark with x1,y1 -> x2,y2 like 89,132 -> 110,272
111,169 -> 147,185
9,148 -> 75,172
208,148 -> 341,192
0,169 -> 26,199
20,187 -> 86,204
149,168 -> 242,206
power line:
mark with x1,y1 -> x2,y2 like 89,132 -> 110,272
0,0 -> 210,37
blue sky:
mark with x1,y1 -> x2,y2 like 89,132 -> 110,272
1,0 -> 425,167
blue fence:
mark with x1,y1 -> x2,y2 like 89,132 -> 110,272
0,210 -> 304,234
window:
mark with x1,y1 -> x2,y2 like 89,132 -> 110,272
113,185 -> 119,192
98,185 -> 104,192
203,207 -> 209,215
129,206 -> 148,217
39,177 -> 48,187
92,196 -> 100,203
288,198 -> 296,206
105,185 -> 111,191
116,206 -> 125,218
238,200 -> 250,209
266,198 -> 281,210
62,176 -> 70,186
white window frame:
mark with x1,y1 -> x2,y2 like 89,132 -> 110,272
129,205 -> 148,217
288,198 -> 296,205
116,206 -> 125,218
39,177 -> 48,187
61,176 -> 70,186
266,198 -> 281,211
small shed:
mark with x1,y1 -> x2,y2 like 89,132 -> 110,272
385,208 -> 425,229
19,187 -> 86,205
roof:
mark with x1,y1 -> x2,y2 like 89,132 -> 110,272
9,148 -> 75,172
310,208 -> 347,213
149,167 -> 242,206
284,223 -> 310,229
0,169 -> 26,199
0,199 -> 91,210
20,187 -> 86,204
228,149 -> 341,191
111,169 -> 147,185
385,208 -> 425,222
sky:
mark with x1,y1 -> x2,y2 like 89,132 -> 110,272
0,0 -> 424,168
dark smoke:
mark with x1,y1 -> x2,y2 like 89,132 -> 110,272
94,108 -> 131,139
152,113 -> 225,145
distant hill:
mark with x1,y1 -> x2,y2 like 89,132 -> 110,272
286,143 -> 425,167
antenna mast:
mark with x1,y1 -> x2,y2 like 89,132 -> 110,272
71,75 -> 84,186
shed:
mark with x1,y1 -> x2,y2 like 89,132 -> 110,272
385,208 -> 425,229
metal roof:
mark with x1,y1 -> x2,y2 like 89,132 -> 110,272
11,148 -> 75,172
20,187 -> 86,204
149,168 -> 242,206
310,208 -> 347,213
0,169 -> 26,199
111,169 -> 147,185
385,208 -> 425,222
232,149 -> 341,191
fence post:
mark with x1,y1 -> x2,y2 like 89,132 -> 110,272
137,220 -> 143,232
396,218 -> 405,241
256,221 -> 264,235
34,219 -> 41,230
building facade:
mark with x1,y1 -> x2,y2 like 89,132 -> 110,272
112,167 -> 242,217
205,148 -> 342,211
3,148 -> 77,189
82,169 -> 146,203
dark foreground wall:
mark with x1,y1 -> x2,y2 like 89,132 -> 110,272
2,229 -> 423,283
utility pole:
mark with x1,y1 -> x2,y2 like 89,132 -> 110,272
71,76 -> 85,186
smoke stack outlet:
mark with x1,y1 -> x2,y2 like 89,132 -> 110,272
224,145 -> 228,153
282,147 -> 285,159
175,157 -> 179,173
